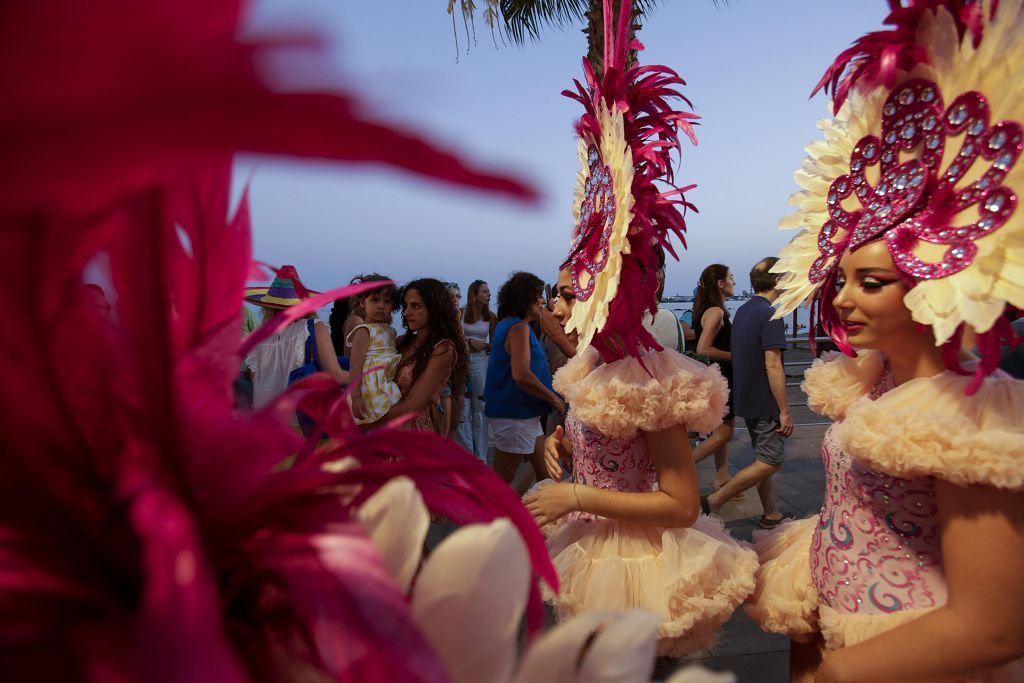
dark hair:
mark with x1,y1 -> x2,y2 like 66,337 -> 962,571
396,278 -> 469,427
749,257 -> 781,294
693,264 -> 730,326
496,272 -> 545,320
357,273 -> 400,310
463,279 -> 495,325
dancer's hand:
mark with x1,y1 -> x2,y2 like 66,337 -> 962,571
544,425 -> 569,479
523,482 -> 577,527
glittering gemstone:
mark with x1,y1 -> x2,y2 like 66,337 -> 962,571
877,205 -> 892,217
948,104 -> 968,125
926,136 -> 941,150
961,144 -> 975,157
947,164 -> 961,177
978,177 -> 991,189
851,159 -> 863,171
884,102 -> 897,116
883,151 -> 894,163
863,144 -> 877,159
951,247 -> 968,259
875,184 -> 889,196
956,228 -> 969,237
854,175 -> 864,185
901,123 -> 917,140
939,230 -> 951,239
979,217 -> 995,229
923,116 -> 937,131
885,131 -> 898,144
837,180 -> 848,193
989,130 -> 1007,150
921,88 -> 936,102
828,194 -> 837,205
910,173 -> 924,187
969,119 -> 985,135
985,194 -> 1006,212
869,201 -> 880,210
995,152 -> 1013,170
894,175 -> 908,190
899,89 -> 915,105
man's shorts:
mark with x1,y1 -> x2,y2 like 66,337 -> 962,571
744,416 -> 785,466
489,416 -> 543,455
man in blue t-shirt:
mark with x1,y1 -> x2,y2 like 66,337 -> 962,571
703,257 -> 792,528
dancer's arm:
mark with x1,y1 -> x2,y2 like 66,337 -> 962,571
815,480 -> 1024,683
525,424 -> 699,528
696,308 -> 730,362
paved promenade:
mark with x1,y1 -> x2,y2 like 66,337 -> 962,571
665,362 -> 829,682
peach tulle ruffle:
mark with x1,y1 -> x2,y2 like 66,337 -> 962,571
553,347 -> 728,439
743,516 -> 820,638
800,350 -> 885,420
542,514 -> 757,657
834,368 -> 1024,491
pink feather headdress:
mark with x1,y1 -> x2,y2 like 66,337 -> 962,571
773,0 -> 1023,394
0,1 -> 554,680
559,0 -> 699,361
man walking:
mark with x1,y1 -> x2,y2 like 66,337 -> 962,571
703,257 -> 792,528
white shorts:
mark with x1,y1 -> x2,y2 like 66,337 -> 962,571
489,416 -> 543,455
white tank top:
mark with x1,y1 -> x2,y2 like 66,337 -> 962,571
463,317 -> 489,342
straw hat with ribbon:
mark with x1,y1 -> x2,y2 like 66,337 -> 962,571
244,265 -> 319,309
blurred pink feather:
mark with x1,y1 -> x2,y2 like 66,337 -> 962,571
811,0 -> 987,115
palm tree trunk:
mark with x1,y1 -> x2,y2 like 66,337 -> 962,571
584,0 -> 642,80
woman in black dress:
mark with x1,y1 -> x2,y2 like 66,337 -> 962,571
691,264 -> 738,495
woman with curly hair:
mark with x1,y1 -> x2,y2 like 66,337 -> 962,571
373,278 -> 468,434
485,272 -> 564,491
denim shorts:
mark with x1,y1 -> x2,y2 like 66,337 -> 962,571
744,416 -> 785,466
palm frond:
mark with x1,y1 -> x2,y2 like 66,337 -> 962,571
501,0 -> 662,43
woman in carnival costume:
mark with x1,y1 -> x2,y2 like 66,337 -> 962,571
523,0 -> 758,657
745,2 -> 1024,681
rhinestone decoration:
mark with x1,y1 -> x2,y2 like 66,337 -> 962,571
808,78 -> 1022,285
569,144 -> 618,301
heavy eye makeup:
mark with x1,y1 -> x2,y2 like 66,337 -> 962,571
836,270 -> 902,292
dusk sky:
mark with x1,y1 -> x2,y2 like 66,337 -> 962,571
238,1 -> 883,302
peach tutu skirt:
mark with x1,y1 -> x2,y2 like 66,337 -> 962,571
541,513 -> 757,656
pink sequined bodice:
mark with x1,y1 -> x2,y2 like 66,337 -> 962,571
566,413 -> 654,521
810,374 -> 946,616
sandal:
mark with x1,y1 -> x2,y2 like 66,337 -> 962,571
757,515 -> 786,529
712,480 -> 747,502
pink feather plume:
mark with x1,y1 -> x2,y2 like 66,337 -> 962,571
0,0 -> 549,680
562,0 -> 699,362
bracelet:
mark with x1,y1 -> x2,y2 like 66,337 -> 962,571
572,483 -> 582,512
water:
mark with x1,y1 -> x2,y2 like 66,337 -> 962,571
664,299 -> 811,338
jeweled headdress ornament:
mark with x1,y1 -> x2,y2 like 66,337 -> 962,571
561,0 -> 698,361
772,0 -> 1023,392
